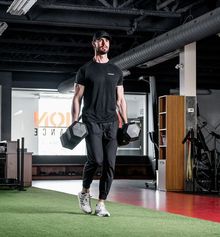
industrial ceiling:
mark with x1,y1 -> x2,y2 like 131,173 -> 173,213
0,0 -> 220,90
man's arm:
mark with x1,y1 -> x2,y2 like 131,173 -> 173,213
71,83 -> 85,122
116,85 -> 128,124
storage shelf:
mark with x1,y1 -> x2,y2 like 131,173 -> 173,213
158,95 -> 185,191
32,163 -> 151,180
32,175 -> 82,180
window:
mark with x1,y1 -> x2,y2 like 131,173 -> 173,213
117,93 -> 147,156
12,89 -> 147,156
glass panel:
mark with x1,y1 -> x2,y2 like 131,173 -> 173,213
12,89 -> 86,155
117,93 -> 147,156
12,90 -> 147,156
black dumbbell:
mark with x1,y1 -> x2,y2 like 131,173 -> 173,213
117,122 -> 141,146
60,121 -> 88,149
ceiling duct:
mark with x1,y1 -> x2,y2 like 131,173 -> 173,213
58,7 -> 220,93
111,7 -> 220,70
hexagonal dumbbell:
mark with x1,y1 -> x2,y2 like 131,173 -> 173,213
60,121 -> 88,149
117,122 -> 141,146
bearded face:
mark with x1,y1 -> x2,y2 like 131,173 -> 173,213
96,47 -> 109,55
93,38 -> 110,55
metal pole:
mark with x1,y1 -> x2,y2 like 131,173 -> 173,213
19,137 -> 26,191
16,139 -> 20,186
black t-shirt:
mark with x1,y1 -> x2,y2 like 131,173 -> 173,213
75,60 -> 123,123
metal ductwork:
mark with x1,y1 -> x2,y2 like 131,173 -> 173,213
57,77 -> 75,93
111,7 -> 220,69
58,7 -> 220,93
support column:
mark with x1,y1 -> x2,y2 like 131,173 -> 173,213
0,72 -> 12,141
179,42 -> 197,192
179,42 -> 196,96
148,76 -> 157,172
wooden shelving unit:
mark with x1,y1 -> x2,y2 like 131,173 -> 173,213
158,95 -> 185,191
32,164 -> 84,180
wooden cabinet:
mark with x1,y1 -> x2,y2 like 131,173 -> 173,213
0,141 -> 32,187
158,95 -> 185,191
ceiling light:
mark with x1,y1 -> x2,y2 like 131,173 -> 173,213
0,22 -> 8,36
7,0 -> 38,15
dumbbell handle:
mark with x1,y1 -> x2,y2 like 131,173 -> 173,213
73,115 -> 82,123
122,122 -> 134,129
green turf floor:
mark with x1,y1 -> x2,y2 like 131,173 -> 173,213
0,187 -> 219,237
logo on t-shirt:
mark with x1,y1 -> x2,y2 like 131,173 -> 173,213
107,72 -> 115,76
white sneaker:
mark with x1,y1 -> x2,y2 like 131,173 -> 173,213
95,203 -> 110,217
78,192 -> 92,214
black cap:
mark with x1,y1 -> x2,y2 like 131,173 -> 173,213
92,31 -> 112,41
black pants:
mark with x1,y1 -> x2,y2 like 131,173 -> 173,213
82,120 -> 118,200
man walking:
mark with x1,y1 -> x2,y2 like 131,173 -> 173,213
71,31 -> 127,217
